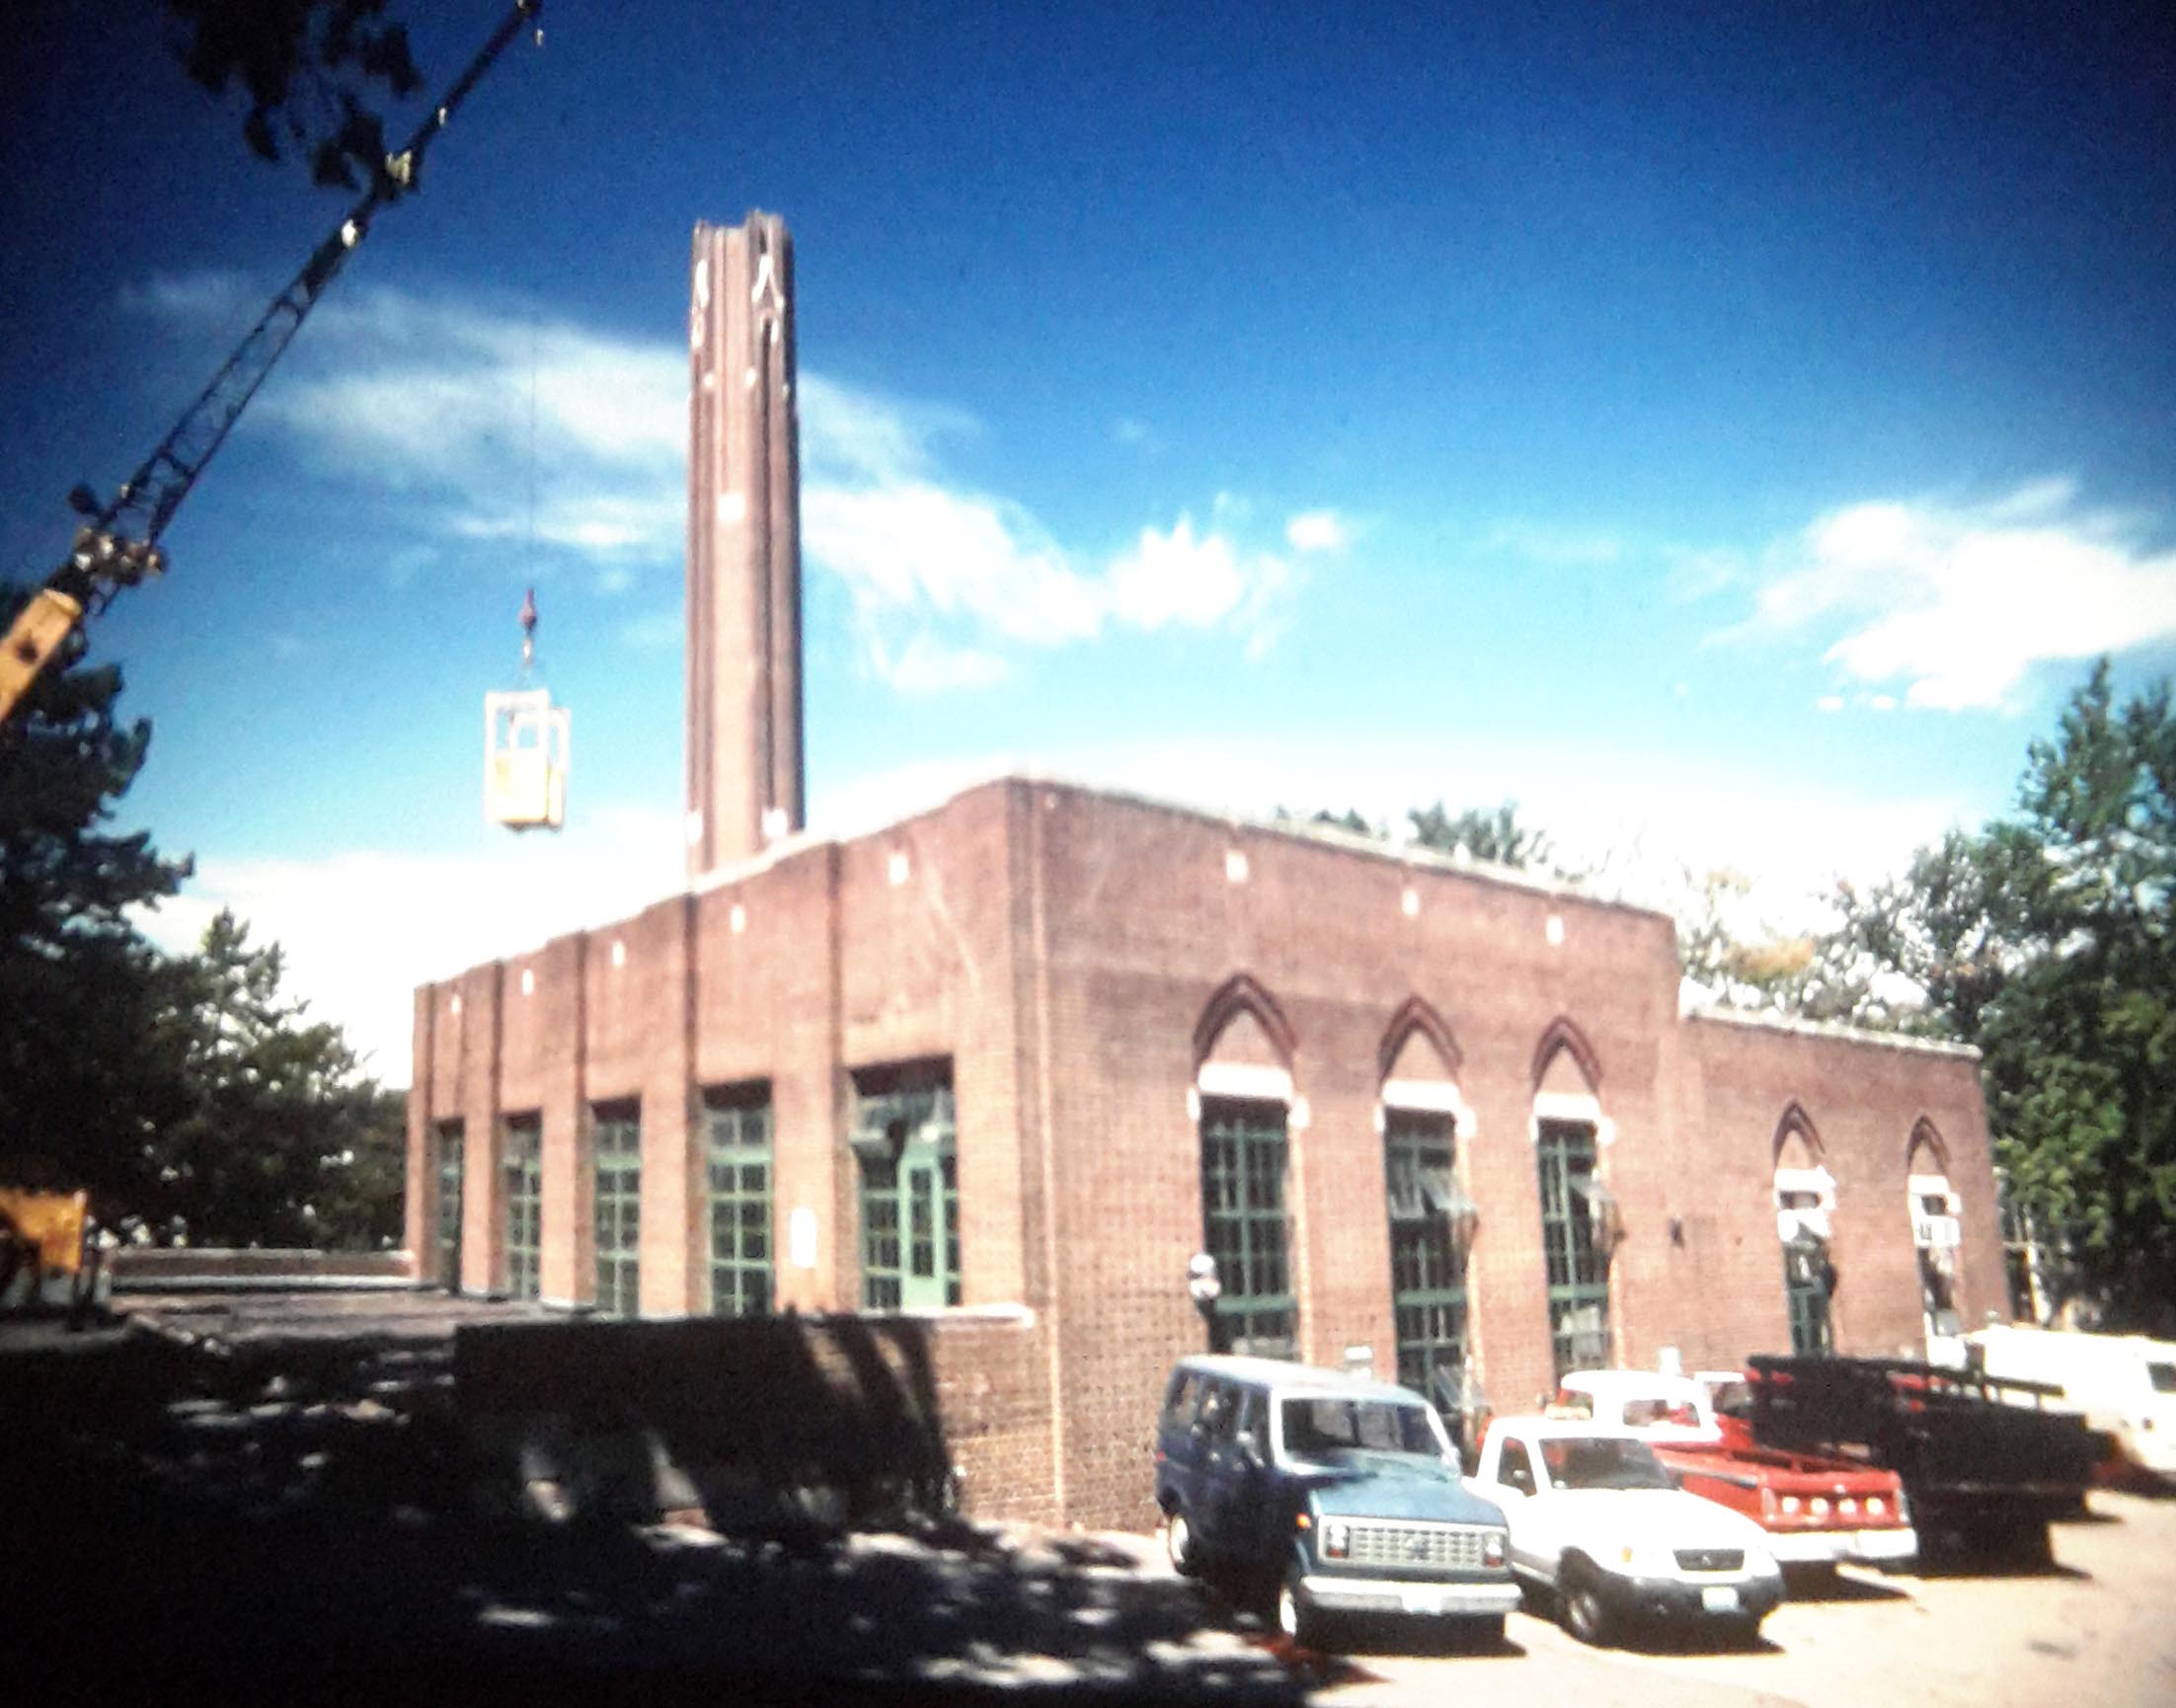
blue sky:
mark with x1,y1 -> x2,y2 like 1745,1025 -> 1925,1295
5,1 -> 2174,1084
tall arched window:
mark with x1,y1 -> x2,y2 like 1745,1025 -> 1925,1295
1195,976 -> 1297,1359
1772,1106 -> 1835,1356
1531,1019 -> 1615,1379
1905,1120 -> 1962,1352
1379,999 -> 1476,1416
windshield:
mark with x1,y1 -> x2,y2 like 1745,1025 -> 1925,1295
1538,1436 -> 1675,1491
1281,1396 -> 1443,1459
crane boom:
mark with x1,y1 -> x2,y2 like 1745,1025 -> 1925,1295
0,0 -> 542,729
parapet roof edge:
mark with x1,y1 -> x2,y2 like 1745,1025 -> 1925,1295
423,766 -> 1679,989
964,767 -> 1675,928
1685,1002 -> 1982,1060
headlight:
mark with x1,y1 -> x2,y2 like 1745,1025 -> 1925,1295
1839,1498 -> 1858,1516
1810,1497 -> 1830,1517
1866,1496 -> 1885,1516
1322,1520 -> 1350,1560
1617,1543 -> 1674,1574
1483,1529 -> 1507,1568
1780,1496 -> 1801,1515
1747,1547 -> 1780,1577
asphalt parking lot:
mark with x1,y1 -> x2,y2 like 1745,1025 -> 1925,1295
1225,1487 -> 2176,1708
6,1294 -> 2174,1706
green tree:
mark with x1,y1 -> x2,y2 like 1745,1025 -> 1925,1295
1824,662 -> 2176,1325
1408,800 -> 1556,871
162,0 -> 424,189
151,910 -> 404,1248
0,585 -> 194,1200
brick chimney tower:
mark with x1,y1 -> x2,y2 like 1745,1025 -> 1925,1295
685,212 -> 805,879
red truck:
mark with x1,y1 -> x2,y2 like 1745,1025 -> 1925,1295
1553,1370 -> 1916,1569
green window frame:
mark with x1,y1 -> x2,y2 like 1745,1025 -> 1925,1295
1201,1097 -> 1295,1359
1385,1108 -> 1467,1412
434,1119 -> 464,1290
849,1065 -> 958,1312
1536,1118 -> 1609,1379
1782,1236 -> 1834,1356
592,1099 -> 641,1318
704,1083 -> 773,1317
503,1112 -> 542,1301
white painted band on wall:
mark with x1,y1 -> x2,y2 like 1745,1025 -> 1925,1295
1195,1061 -> 1294,1103
1774,1165 -> 1837,1197
1532,1091 -> 1601,1124
1382,1077 -> 1479,1139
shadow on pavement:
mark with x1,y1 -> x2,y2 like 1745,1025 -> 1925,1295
0,1324 -> 1305,1706
1781,1565 -> 1913,1603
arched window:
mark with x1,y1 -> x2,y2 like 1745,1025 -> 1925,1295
1379,1000 -> 1476,1418
1531,1019 -> 1614,1379
1771,1104 -> 1835,1357
1905,1119 -> 1962,1349
1195,976 -> 1297,1359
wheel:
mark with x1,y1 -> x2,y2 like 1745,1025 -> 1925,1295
1560,1567 -> 1612,1647
1277,1570 -> 1323,1649
1164,1508 -> 1200,1577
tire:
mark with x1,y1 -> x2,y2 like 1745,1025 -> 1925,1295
1560,1565 -> 1613,1647
1277,1570 -> 1323,1650
1164,1508 -> 1200,1577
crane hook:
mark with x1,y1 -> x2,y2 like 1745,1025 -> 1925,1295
519,585 -> 537,670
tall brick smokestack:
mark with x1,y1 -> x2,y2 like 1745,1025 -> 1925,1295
685,212 -> 805,879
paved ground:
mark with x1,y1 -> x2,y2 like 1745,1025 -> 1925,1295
1298,1491 -> 2176,1707
6,1293 -> 2173,1705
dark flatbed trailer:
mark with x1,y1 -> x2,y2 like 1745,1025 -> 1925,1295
1742,1355 -> 2107,1561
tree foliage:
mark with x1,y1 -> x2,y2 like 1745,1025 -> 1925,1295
1820,662 -> 2176,1325
161,0 -> 424,189
1407,800 -> 1556,872
0,585 -> 194,1202
1275,800 -> 1563,873
145,911 -> 404,1248
2,588 -> 401,1246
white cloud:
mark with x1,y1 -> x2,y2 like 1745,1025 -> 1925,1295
1106,515 -> 1283,632
873,634 -> 1014,694
138,806 -> 687,1087
1733,481 -> 2176,710
805,481 -> 1098,646
1816,694 -> 1845,713
1284,509 -> 1349,553
247,287 -> 687,565
133,272 -> 1309,688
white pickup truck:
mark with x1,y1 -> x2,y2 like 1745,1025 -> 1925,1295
1467,1417 -> 1785,1647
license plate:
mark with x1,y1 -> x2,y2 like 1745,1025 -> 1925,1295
1401,1589 -> 1446,1615
1700,1586 -> 1742,1613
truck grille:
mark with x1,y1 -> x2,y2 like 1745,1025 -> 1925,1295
1673,1548 -> 1745,1573
1346,1522 -> 1488,1571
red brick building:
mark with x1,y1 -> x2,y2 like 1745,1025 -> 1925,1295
403,216 -> 2001,1529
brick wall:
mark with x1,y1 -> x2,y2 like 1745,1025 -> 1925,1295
406,774 -> 1997,1532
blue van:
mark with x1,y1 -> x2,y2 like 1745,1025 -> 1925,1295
1152,1355 -> 1519,1648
